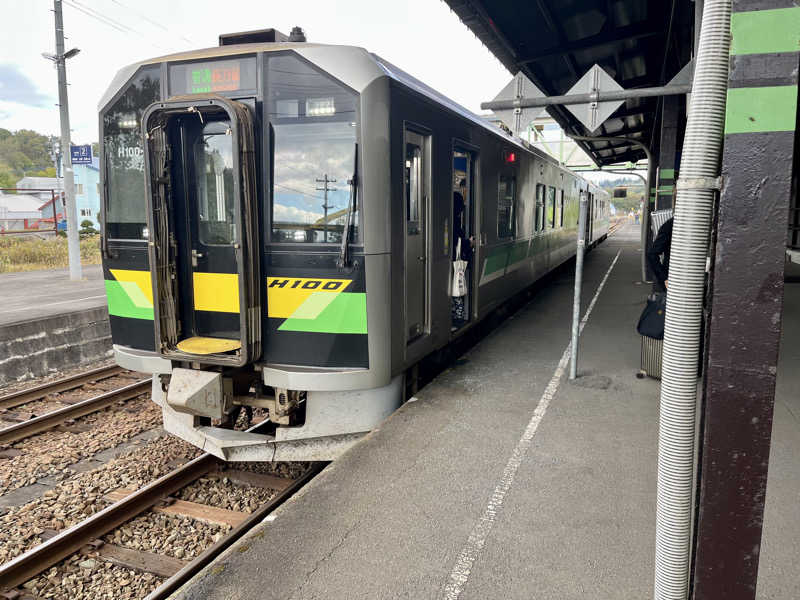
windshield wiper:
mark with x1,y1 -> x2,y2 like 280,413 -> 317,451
337,143 -> 358,269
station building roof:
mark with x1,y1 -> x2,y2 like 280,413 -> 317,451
443,0 -> 695,166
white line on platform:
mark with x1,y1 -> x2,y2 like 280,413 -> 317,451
441,248 -> 623,600
0,295 -> 106,315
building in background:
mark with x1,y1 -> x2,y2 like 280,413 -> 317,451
13,156 -> 101,231
16,176 -> 59,204
0,192 -> 43,232
73,157 -> 101,229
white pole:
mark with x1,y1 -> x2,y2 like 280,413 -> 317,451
53,0 -> 81,280
569,192 -> 589,379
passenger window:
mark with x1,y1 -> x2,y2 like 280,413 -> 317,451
546,186 -> 556,229
497,175 -> 516,239
194,120 -> 236,245
557,189 -> 564,228
535,183 -> 545,232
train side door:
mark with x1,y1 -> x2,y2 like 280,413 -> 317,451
404,130 -> 429,343
184,118 -> 241,343
452,147 -> 476,330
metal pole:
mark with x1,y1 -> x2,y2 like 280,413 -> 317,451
569,192 -> 589,380
53,0 -> 81,280
481,84 -> 692,112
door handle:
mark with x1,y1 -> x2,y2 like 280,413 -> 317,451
191,249 -> 204,267
417,256 -> 425,261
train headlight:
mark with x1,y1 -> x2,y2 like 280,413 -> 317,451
306,97 -> 335,117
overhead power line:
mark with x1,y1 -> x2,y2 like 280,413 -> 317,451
62,0 -> 169,51
107,0 -> 194,45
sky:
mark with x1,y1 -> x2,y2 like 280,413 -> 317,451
0,0 -> 512,144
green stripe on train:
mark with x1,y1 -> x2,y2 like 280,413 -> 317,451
482,246 -> 510,277
730,7 -> 800,56
105,280 -> 155,320
279,292 -> 367,334
509,240 -> 529,265
725,86 -> 798,134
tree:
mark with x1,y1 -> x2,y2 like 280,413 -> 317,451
79,219 -> 99,237
0,167 -> 15,190
0,129 -> 55,179
29,167 -> 56,178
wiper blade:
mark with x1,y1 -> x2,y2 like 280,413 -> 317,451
337,142 -> 358,269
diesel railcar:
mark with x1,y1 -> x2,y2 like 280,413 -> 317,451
99,32 -> 609,461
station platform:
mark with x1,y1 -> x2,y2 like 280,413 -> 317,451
0,265 -> 110,385
0,264 -> 106,327
173,223 -> 798,600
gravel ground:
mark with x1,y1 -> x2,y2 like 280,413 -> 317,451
0,397 -> 160,496
229,460 -> 312,480
21,556 -> 162,600
177,475 -> 277,512
104,511 -> 227,560
0,435 -> 200,564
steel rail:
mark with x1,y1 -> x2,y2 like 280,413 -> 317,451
0,379 -> 150,445
0,453 -> 219,591
145,462 -> 328,600
0,365 -> 125,411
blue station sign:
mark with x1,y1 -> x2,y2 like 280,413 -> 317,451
70,144 -> 92,165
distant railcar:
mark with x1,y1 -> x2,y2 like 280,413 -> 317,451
99,34 -> 609,461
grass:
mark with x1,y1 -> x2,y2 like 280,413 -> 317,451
0,235 -> 102,273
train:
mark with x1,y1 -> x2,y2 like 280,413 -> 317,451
98,28 -> 609,461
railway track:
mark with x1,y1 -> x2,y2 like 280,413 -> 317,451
0,452 -> 324,599
608,217 -> 626,236
0,379 -> 150,445
0,366 -> 125,412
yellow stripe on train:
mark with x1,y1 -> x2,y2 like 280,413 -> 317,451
267,277 -> 352,319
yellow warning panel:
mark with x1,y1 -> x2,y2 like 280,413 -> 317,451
193,272 -> 240,313
176,337 -> 241,355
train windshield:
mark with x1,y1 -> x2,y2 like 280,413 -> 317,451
267,54 -> 358,243
102,66 -> 161,240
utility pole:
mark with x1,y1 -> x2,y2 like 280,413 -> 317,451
52,0 -> 81,280
315,174 -> 337,242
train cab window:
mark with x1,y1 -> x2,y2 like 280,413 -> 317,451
497,175 -> 516,239
102,66 -> 161,240
194,120 -> 236,245
268,54 -> 358,243
546,186 -> 556,228
535,183 -> 545,232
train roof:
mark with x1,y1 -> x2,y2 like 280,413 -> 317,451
99,42 -> 607,194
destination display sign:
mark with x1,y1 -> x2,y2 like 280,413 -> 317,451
169,57 -> 257,96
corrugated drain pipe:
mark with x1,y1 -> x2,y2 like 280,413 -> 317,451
654,1 -> 730,598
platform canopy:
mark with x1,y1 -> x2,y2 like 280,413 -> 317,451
444,0 -> 695,166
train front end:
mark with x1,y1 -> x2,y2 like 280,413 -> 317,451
99,43 -> 396,461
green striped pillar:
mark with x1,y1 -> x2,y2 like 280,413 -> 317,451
692,2 -> 799,599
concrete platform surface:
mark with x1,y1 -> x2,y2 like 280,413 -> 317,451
173,223 -> 798,600
0,264 -> 105,326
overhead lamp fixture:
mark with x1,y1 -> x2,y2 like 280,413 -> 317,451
41,48 -> 81,62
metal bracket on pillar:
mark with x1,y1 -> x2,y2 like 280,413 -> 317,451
675,176 -> 723,191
